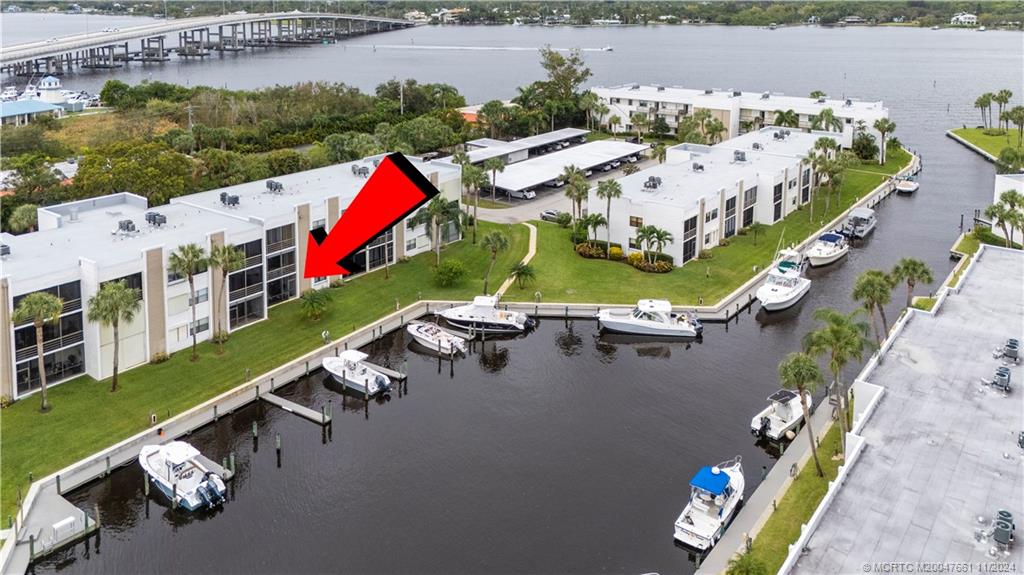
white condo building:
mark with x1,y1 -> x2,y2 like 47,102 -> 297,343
0,155 -> 462,401
591,84 -> 888,148
588,128 -> 841,266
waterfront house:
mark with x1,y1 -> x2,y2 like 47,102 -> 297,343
0,155 -> 462,401
950,12 -> 978,26
591,84 -> 888,148
0,100 -> 64,127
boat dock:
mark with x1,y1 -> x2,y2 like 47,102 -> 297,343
260,392 -> 332,426
194,454 -> 235,481
361,361 -> 407,381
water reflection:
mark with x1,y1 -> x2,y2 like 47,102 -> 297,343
555,319 -> 585,357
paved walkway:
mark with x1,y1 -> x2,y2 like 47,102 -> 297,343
495,223 -> 537,296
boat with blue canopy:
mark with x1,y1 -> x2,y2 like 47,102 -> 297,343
673,456 -> 744,550
805,232 -> 849,267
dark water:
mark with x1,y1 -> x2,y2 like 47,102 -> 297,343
25,22 -> 1020,575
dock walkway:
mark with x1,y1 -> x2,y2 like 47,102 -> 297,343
261,392 -> 332,425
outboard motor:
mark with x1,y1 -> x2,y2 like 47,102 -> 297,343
374,374 -> 390,393
202,471 -> 226,506
520,313 -> 536,330
754,416 -> 771,438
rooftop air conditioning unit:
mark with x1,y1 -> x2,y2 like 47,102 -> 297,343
752,142 -> 763,150
734,150 -> 747,162
817,96 -> 826,104
356,166 -> 370,177
732,90 -> 742,97
219,191 -> 229,205
118,219 -> 136,233
631,83 -> 640,90
372,159 -> 381,167
0,244 -> 9,257
773,132 -> 783,140
350,164 -> 360,175
266,179 -> 284,193
760,92 -> 770,100
145,212 -> 167,226
656,85 -> 665,92
704,89 -> 713,95
692,162 -> 704,172
845,98 -> 853,107
226,195 -> 240,207
783,129 -> 791,136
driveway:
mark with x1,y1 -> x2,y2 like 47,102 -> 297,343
474,157 -> 660,224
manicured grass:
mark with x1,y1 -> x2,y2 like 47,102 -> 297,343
848,146 -> 912,176
947,228 -> 1019,287
745,424 -> 843,573
0,221 -> 527,518
911,296 -> 937,311
463,194 -> 513,210
952,127 -> 1023,158
504,166 -> 901,305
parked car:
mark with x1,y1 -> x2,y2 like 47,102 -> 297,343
510,189 -> 537,200
610,159 -> 622,168
540,209 -> 565,222
600,164 -> 613,172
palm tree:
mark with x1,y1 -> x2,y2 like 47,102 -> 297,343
803,308 -> 872,454
774,109 -> 799,128
461,164 -> 488,244
635,225 -> 655,263
778,352 -> 825,477
692,108 -> 712,136
299,288 -> 332,321
559,165 -> 585,222
984,202 -> 1014,247
648,227 -> 674,263
169,243 -> 209,362
727,550 -> 768,575
810,107 -> 842,132
890,258 -> 934,309
481,231 -> 509,295
809,90 -> 827,100
87,281 -> 141,392
8,204 -> 39,233
994,89 -> 1013,130
975,93 -> 993,129
852,270 -> 894,345
567,176 -> 590,230
630,112 -> 649,141
413,196 -> 461,265
999,189 -> 1024,244
209,244 -> 245,349
509,262 -> 536,289
594,102 -> 609,131
748,222 -> 767,246
873,118 -> 896,165
608,114 -> 621,136
579,90 -> 599,130
621,164 -> 640,176
813,136 -> 839,159
706,118 -> 727,144
584,212 -> 607,244
13,292 -> 64,412
652,143 -> 667,164
483,157 -> 506,201
596,179 -> 622,259
450,149 -> 470,167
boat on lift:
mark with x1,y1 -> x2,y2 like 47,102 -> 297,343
756,249 -> 811,312
894,176 -> 919,194
138,441 -> 227,511
407,321 -> 467,355
673,456 -> 745,550
805,232 -> 849,267
840,207 -> 877,238
596,299 -> 703,337
750,389 -> 813,441
322,350 -> 391,396
438,296 -> 534,333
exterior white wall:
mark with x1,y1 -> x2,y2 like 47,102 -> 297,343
97,313 -> 146,380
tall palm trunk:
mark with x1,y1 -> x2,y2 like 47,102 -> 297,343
483,254 -> 497,295
111,319 -> 120,392
473,189 -> 479,244
866,306 -> 882,346
905,283 -> 914,309
605,199 -> 612,259
188,276 -> 198,361
433,219 -> 442,265
35,323 -> 50,412
800,391 -> 824,477
831,368 -> 849,454
877,304 -> 890,334
218,269 -> 228,353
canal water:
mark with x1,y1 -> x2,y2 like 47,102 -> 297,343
16,17 -> 1020,575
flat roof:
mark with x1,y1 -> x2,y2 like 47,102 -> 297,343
0,100 -> 61,118
592,84 -> 887,117
174,154 -> 460,225
792,247 -> 1024,573
492,140 -> 648,192
1,198 -> 260,290
459,128 -> 590,164
717,127 -> 842,158
616,143 -> 795,209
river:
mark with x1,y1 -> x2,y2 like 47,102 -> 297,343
15,15 -> 1021,575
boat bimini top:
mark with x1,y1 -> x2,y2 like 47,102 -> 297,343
690,466 -> 731,497
768,389 -> 798,404
818,233 -> 844,244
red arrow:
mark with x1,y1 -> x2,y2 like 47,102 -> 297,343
303,153 -> 440,278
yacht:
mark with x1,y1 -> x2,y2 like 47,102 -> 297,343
0,87 -> 17,101
407,321 -> 467,355
894,176 -> 919,194
673,456 -> 744,551
840,207 -> 877,238
750,389 -> 812,441
138,441 -> 227,511
596,299 -> 703,337
755,249 -> 811,312
602,45 -> 614,51
805,232 -> 849,267
439,296 -> 534,333
322,350 -> 391,396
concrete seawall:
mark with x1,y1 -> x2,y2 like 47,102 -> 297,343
945,129 -> 998,163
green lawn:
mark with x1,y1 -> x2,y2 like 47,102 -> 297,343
951,127 -> 1023,158
463,194 -> 513,210
745,424 -> 843,573
911,296 -> 937,311
848,146 -> 911,176
504,165 -> 901,305
0,221 -> 527,517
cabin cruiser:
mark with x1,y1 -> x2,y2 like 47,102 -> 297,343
407,321 -> 467,355
674,456 -> 744,550
322,350 -> 391,396
756,249 -> 811,312
750,389 -> 813,441
840,207 -> 877,238
805,232 -> 849,267
438,296 -> 534,333
596,299 -> 702,337
894,176 -> 919,194
138,441 -> 226,511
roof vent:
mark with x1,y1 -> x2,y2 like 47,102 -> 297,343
783,129 -> 791,136
773,131 -> 784,140
760,91 -> 770,100
0,244 -> 10,257
817,96 -> 826,104
845,98 -> 853,107
733,150 -> 747,162
145,211 -> 167,226
631,83 -> 640,90
752,142 -> 763,150
704,89 -> 713,95
692,162 -> 705,173
656,85 -> 665,92
69,207 -> 79,222
732,90 -> 741,97
265,179 -> 284,194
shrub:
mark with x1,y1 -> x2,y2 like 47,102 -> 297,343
587,239 -> 623,252
642,250 -> 674,264
737,227 -> 749,236
609,246 -> 624,260
718,238 -> 731,247
0,395 -> 13,408
556,212 -> 572,227
628,253 -> 674,273
698,250 -> 714,260
575,243 -> 605,258
569,229 -> 588,244
329,279 -> 345,288
627,252 -> 645,267
150,352 -> 170,364
434,258 -> 466,287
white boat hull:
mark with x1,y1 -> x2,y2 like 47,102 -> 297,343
750,392 -> 813,441
407,322 -> 466,355
895,181 -> 919,194
597,316 -> 699,337
322,357 -> 390,396
756,279 -> 811,311
673,464 -> 745,550
806,247 -> 848,267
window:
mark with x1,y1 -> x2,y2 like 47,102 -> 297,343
229,297 -> 264,329
704,208 -> 719,223
189,317 -> 210,336
628,237 -> 639,249
742,186 -> 757,228
102,273 -> 143,300
167,270 -> 184,284
789,178 -> 797,189
311,219 -> 326,232
705,233 -> 711,245
629,216 -> 643,228
406,238 -> 417,251
724,196 -> 737,238
682,216 -> 698,263
265,224 -> 295,253
15,344 -> 84,395
773,182 -> 784,222
189,288 -> 209,306
267,250 -> 296,272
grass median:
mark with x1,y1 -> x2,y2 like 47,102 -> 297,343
951,127 -> 1023,158
0,221 -> 527,518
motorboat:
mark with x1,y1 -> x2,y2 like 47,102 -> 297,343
805,232 -> 849,267
596,299 -> 703,338
138,441 -> 227,511
840,207 -> 877,238
756,249 -> 811,312
0,87 -> 17,101
673,456 -> 745,550
602,45 -> 614,51
750,389 -> 813,441
894,177 -> 919,194
438,296 -> 534,333
407,321 -> 467,355
978,26 -> 986,31
322,350 -> 391,396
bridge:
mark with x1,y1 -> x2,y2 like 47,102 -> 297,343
1,12 -> 418,76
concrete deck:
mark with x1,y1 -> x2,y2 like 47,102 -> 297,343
792,247 -> 1024,573
8,484 -> 96,572
261,392 -> 332,426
